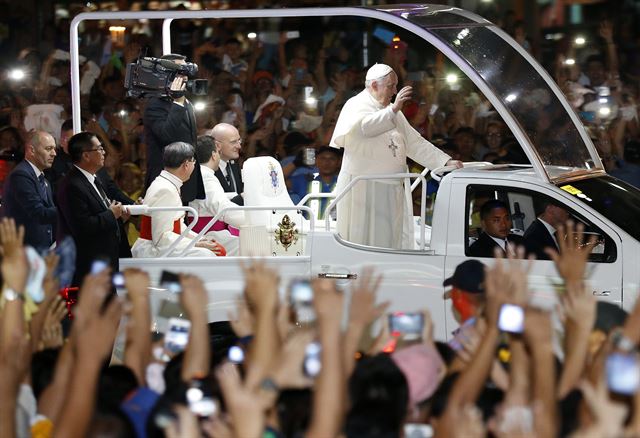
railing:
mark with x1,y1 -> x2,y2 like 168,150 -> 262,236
323,173 -> 428,250
126,205 -> 199,257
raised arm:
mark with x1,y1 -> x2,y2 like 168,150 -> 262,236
179,274 -> 210,381
123,268 -> 152,385
306,279 -> 345,438
242,262 -> 281,389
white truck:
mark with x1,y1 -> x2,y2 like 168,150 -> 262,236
68,5 -> 640,340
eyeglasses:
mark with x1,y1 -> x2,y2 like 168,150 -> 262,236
216,138 -> 242,146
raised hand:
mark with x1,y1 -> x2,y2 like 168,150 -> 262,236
0,218 -> 28,293
348,267 -> 387,327
392,86 -> 413,113
545,220 -> 597,286
179,274 -> 208,318
241,261 -> 280,314
485,246 -> 532,324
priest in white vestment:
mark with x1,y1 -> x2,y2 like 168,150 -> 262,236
131,142 -> 225,258
189,135 -> 246,255
330,64 -> 463,249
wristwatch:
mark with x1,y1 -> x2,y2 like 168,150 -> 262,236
612,329 -> 635,353
4,288 -> 24,302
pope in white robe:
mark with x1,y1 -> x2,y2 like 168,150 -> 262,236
330,64 -> 462,249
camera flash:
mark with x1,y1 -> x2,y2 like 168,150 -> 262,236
574,36 -> 586,46
445,73 -> 458,84
194,101 -> 206,112
8,69 -> 25,81
247,32 -> 257,40
564,58 -> 576,66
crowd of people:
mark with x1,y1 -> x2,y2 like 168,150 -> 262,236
1,215 -> 640,437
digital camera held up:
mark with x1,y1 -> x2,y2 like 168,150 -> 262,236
124,56 -> 208,99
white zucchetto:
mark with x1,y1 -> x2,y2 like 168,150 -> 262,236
365,63 -> 394,81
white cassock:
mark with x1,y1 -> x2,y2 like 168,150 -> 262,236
131,170 -> 215,257
330,89 -> 451,249
189,165 -> 246,256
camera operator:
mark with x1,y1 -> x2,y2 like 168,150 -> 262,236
143,53 -> 205,204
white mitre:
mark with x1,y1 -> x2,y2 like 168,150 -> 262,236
366,63 -> 394,81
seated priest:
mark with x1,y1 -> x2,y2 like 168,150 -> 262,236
188,135 -> 246,255
131,142 -> 225,257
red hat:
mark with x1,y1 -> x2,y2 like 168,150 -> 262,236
253,70 -> 274,84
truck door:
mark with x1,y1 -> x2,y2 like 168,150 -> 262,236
443,180 -> 623,338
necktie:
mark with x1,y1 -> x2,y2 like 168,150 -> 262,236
94,177 -> 110,208
38,174 -> 51,206
225,166 -> 236,192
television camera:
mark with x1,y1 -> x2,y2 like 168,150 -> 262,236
124,56 -> 208,99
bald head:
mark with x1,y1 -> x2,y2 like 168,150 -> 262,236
26,130 -> 56,171
210,123 -> 242,161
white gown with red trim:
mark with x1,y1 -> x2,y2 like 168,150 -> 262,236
131,170 -> 214,258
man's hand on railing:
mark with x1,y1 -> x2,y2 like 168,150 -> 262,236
195,239 -> 226,256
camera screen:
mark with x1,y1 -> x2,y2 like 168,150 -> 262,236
290,279 -> 313,304
91,259 -> 109,275
389,312 -> 424,339
498,304 -> 524,333
160,270 -> 181,293
165,318 -> 191,354
607,353 -> 640,395
112,272 -> 125,288
303,342 -> 322,378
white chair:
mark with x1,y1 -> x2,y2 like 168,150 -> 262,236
240,157 -> 305,256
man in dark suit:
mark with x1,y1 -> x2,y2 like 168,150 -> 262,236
210,122 -> 243,206
57,132 -> 127,285
46,119 -> 134,257
524,200 -> 570,260
2,130 -> 57,251
468,199 -> 524,258
143,53 -> 205,204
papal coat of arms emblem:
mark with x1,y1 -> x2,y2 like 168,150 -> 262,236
274,214 -> 299,250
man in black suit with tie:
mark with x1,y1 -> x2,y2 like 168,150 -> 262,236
210,123 -> 243,205
523,200 -> 570,260
468,199 -> 524,258
143,53 -> 205,204
2,130 -> 58,252
46,119 -> 134,258
57,132 -> 128,284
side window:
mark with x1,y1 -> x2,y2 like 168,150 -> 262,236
465,185 -> 617,263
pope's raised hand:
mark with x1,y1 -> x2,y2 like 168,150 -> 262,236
392,86 -> 413,113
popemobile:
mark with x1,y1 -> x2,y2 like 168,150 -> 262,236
68,4 -> 640,340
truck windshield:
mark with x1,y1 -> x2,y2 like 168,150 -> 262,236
559,175 -> 640,241
392,5 -> 602,179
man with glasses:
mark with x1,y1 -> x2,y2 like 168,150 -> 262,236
143,53 -> 206,204
2,130 -> 58,251
57,132 -> 128,284
132,142 -> 225,258
210,123 -> 244,206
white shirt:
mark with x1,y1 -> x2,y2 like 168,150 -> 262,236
489,235 -> 507,251
25,160 -> 43,179
74,165 -> 109,205
218,159 -> 239,196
